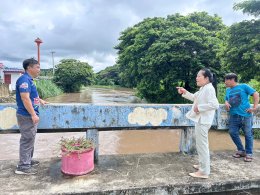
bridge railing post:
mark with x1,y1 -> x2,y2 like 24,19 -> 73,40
86,129 -> 99,163
179,127 -> 197,154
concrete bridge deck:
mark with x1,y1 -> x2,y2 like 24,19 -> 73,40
1,150 -> 260,195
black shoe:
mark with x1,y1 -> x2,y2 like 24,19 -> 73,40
15,167 -> 37,175
31,160 -> 40,167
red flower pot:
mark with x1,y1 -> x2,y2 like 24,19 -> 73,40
61,148 -> 94,176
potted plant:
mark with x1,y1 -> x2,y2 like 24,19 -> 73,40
60,136 -> 95,176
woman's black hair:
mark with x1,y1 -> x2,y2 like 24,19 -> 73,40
200,68 -> 217,93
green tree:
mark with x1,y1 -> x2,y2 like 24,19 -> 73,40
223,20 -> 260,82
115,12 -> 226,103
53,59 -> 95,92
222,1 -> 260,82
116,17 -> 166,88
234,0 -> 260,17
40,69 -> 53,77
95,65 -> 120,86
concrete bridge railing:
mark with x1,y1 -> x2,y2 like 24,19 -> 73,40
0,103 -> 259,161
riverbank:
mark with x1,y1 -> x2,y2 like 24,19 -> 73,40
1,150 -> 260,194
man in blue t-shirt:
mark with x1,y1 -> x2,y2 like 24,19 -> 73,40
225,73 -> 259,162
15,58 -> 48,175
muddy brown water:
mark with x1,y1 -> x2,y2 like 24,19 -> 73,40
1,87 -> 260,160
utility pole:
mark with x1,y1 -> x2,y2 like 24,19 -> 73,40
50,51 -> 55,75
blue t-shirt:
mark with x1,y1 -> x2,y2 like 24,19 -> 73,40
225,84 -> 256,117
16,72 -> 40,116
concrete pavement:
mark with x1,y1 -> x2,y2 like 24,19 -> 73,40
0,150 -> 260,195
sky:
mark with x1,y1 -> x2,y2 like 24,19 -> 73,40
0,0 -> 253,72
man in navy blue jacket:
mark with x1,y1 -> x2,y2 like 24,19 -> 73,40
15,58 -> 48,175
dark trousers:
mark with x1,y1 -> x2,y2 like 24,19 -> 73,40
16,114 -> 38,169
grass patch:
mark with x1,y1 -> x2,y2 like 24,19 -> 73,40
254,129 -> 260,139
240,129 -> 260,140
35,79 -> 63,99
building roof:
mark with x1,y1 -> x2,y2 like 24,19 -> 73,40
3,68 -> 24,73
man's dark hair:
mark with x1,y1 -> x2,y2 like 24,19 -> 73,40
23,58 -> 38,70
224,73 -> 238,82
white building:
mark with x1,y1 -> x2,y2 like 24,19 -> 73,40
0,63 -> 24,91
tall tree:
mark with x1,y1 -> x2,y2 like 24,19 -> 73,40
53,59 -> 95,92
223,20 -> 260,82
233,0 -> 260,17
222,0 -> 260,82
116,17 -> 166,88
95,65 -> 120,86
115,12 -> 226,103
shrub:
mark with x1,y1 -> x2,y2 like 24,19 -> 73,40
35,79 -> 63,99
217,83 -> 226,104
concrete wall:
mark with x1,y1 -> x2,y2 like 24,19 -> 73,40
0,104 -> 259,131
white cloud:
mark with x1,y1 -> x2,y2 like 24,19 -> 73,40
78,51 -> 116,72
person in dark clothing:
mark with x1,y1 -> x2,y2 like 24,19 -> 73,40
15,58 -> 48,175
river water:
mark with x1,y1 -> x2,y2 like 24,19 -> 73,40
1,87 -> 259,160
45,86 -> 139,104
45,87 -> 260,155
